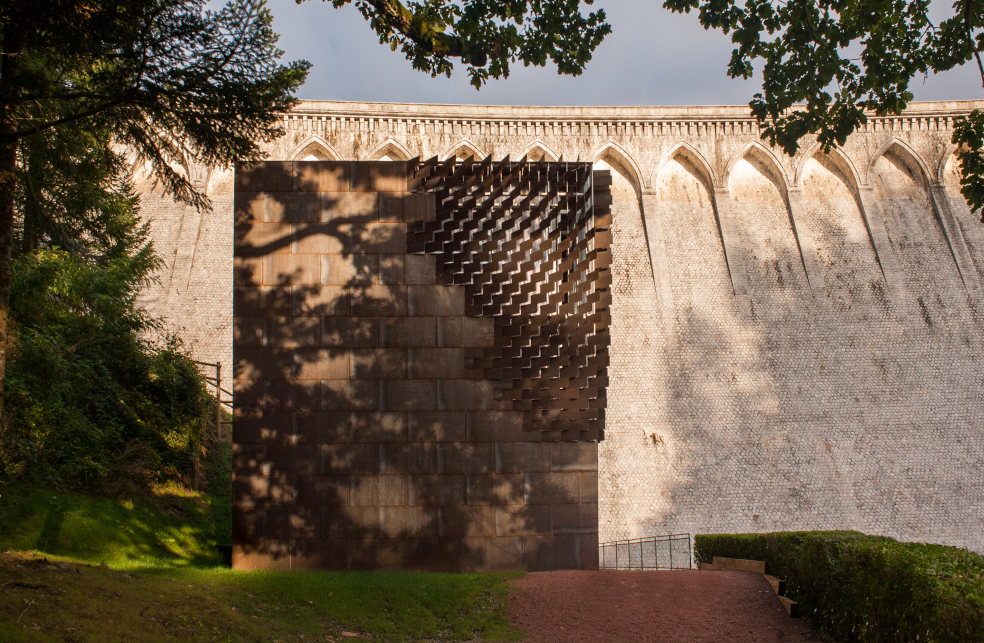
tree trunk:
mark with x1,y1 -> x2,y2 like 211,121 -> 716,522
0,40 -> 23,421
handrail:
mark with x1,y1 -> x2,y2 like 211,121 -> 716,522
192,360 -> 233,433
599,533 -> 692,570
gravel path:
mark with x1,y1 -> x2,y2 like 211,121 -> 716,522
507,570 -> 827,643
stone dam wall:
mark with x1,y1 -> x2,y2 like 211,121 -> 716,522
135,100 -> 984,555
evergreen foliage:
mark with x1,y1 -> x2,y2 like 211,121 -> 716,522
695,531 -> 984,642
1,245 -> 213,491
660,0 -> 984,214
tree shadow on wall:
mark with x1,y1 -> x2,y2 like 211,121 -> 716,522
231,162 -> 589,571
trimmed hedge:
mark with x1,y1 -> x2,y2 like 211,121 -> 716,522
695,531 -> 984,642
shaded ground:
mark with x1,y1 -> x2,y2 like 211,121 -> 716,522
0,551 -> 519,642
508,570 -> 828,643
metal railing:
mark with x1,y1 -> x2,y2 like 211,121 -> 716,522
599,534 -> 692,570
194,360 -> 233,440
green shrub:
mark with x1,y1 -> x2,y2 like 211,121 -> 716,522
695,531 -> 984,642
0,247 -> 213,492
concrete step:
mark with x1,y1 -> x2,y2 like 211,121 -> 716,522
764,574 -> 786,596
779,596 -> 799,617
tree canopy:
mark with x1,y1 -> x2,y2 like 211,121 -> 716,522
315,0 -> 611,87
662,0 -> 984,213
0,0 -> 310,414
320,0 -> 984,214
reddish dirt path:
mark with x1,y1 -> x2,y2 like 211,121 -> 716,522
507,570 -> 827,643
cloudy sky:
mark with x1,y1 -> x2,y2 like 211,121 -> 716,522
266,0 -> 983,107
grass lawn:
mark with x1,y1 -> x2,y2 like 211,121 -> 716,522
0,445 -> 523,642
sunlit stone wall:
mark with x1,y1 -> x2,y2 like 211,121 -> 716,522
138,99 -> 984,553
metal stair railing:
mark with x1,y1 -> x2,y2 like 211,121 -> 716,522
599,534 -> 692,570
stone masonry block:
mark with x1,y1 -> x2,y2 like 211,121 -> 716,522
467,474 -> 524,506
351,412 -> 408,442
293,161 -> 350,192
350,538 -> 407,571
232,507 -> 263,543
495,505 -> 551,537
350,348 -> 407,379
523,535 -> 580,572
350,475 -> 379,507
232,475 -> 293,507
265,254 -> 320,285
551,503 -> 598,534
409,474 -> 466,506
234,286 -> 290,317
349,285 -> 408,317
324,506 -> 379,539
292,348 -> 350,380
232,541 -> 291,571
380,443 -> 439,475
549,442 -> 598,472
265,316 -> 321,348
381,380 -> 437,412
264,506 -> 319,540
234,191 -> 265,224
438,380 -> 495,411
407,538 -> 462,572
322,317 -> 378,348
409,286 -> 465,316
578,471 -> 598,503
291,286 -> 348,317
403,193 -> 436,222
405,254 -> 437,285
436,317 -> 494,347
322,444 -> 379,476
379,474 -> 408,506
378,254 -> 406,285
380,506 -> 439,538
322,192 -> 377,222
495,443 -> 550,473
524,472 -> 580,504
323,379 -> 378,412
235,222 -> 292,255
378,193 -> 405,223
291,381 -> 322,412
267,445 -> 320,476
234,317 -> 264,348
321,254 -> 377,287
294,412 -> 351,444
352,223 -> 408,254
461,537 -> 523,572
440,443 -> 494,474
408,411 -> 467,442
351,161 -> 408,193
232,444 -> 266,475
234,414 -> 293,444
408,348 -> 464,379
442,505 -> 496,538
291,539 -> 349,571
469,411 -> 532,442
234,347 -> 292,380
235,161 -> 293,193
294,223 -> 349,254
380,317 -> 436,348
579,533 -> 599,570
279,192 -> 321,222
234,256 -> 262,286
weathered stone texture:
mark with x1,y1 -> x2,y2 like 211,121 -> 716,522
141,99 -> 984,554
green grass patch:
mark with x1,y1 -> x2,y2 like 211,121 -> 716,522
0,445 -> 522,641
0,552 -> 522,642
0,441 -> 233,569
695,531 -> 984,643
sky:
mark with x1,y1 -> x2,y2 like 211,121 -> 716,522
266,0 -> 984,107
